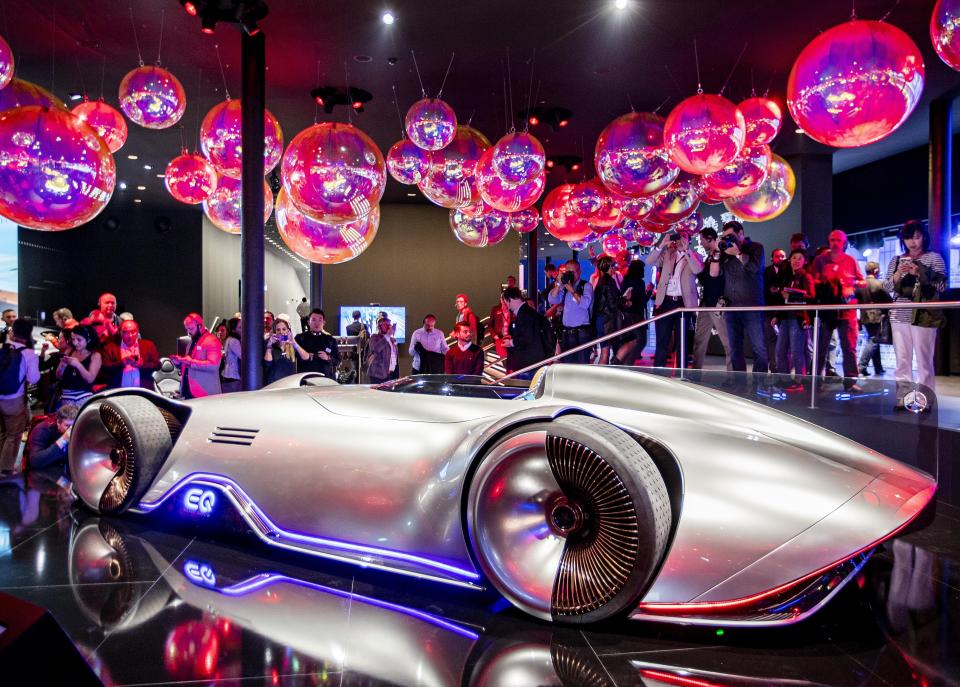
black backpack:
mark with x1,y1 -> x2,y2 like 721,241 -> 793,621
0,344 -> 23,395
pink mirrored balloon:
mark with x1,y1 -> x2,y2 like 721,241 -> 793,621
698,183 -> 726,205
118,65 -> 186,130
587,199 -> 622,232
164,152 -> 218,205
568,239 -> 591,252
275,188 -> 378,264
0,34 -> 13,90
492,131 -> 545,184
405,97 -> 457,151
569,179 -> 606,217
595,112 -> 678,198
616,217 -> 642,242
665,94 -> 746,175
738,97 -> 783,145
476,147 -> 544,212
635,228 -> 657,247
616,193 -> 655,221
542,184 -> 594,242
724,154 -> 796,222
507,207 -> 540,233
458,197 -> 488,218
0,78 -> 66,113
0,106 -> 115,231
200,99 -> 284,178
420,171 -> 477,209
787,20 -> 924,148
932,0 -> 960,71
386,138 -> 430,185
71,99 -> 128,153
647,173 -> 701,226
673,211 -> 703,234
450,207 -> 510,247
281,122 -> 385,223
701,144 -> 771,199
429,125 -> 489,183
202,175 -> 274,234
601,231 -> 627,256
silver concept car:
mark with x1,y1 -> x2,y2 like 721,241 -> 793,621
68,365 -> 937,626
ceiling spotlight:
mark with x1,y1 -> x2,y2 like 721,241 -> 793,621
381,11 -> 395,25
134,198 -> 142,204
200,16 -> 216,34
182,1 -> 198,15
127,154 -> 138,160
143,164 -> 152,170
311,86 -> 373,114
68,92 -> 84,101
795,127 -> 805,134
614,0 -> 629,8
520,105 -> 573,132
119,181 -> 127,190
528,116 -> 539,126
136,185 -> 146,191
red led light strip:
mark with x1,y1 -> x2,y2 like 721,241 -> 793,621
638,669 -> 725,687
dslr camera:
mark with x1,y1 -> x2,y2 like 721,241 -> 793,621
668,231 -> 681,242
560,270 -> 576,286
719,234 -> 738,251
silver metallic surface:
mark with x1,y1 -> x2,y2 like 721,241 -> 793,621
69,400 -> 123,512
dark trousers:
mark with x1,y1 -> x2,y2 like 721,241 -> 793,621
0,395 -> 28,472
560,326 -> 593,364
816,317 -> 859,386
725,310 -> 769,373
763,317 -> 779,373
858,322 -> 885,373
654,297 -> 685,368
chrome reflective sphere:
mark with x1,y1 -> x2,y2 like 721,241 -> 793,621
506,206 -> 540,233
646,173 -> 701,226
386,138 -> 430,185
281,122 -> 385,223
0,34 -> 12,90
586,189 -> 622,232
477,146 -> 544,212
569,178 -> 606,218
787,20 -> 925,148
932,0 -> 960,71
202,175 -> 274,234
0,77 -> 67,113
200,99 -> 284,178
404,97 -> 457,151
164,152 -> 218,205
616,216 -> 643,242
664,94 -> 746,175
595,112 -> 679,198
724,154 -> 796,222
450,206 -> 509,247
541,183 -> 594,243
738,97 -> 783,145
275,187 -> 379,264
672,210 -> 703,234
118,65 -> 186,130
492,130 -> 545,184
72,99 -> 129,153
601,231 -> 627,256
616,193 -> 655,221
635,228 -> 657,247
568,239 -> 591,251
701,144 -> 771,199
0,105 -> 115,231
428,125 -> 489,185
419,168 -> 480,209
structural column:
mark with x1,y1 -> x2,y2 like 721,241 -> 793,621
928,96 -> 953,268
240,30 -> 266,391
310,263 -> 323,310
525,230 -> 538,307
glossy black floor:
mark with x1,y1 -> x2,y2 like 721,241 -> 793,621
1,373 -> 958,686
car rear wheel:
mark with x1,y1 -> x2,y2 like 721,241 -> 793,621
69,395 -> 172,514
466,415 -> 671,624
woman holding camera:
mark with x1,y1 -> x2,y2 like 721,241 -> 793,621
883,220 -> 947,408
263,318 -> 310,385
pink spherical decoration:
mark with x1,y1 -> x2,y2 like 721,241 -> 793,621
569,179 -> 606,217
506,207 -> 540,233
275,188 -> 378,264
932,0 -> 960,71
281,122 -> 385,223
476,147 -> 544,212
202,175 -> 274,234
787,20 -> 924,148
698,183 -> 726,205
0,106 -> 115,231
665,94 -> 746,175
0,34 -> 13,90
724,154 -> 796,222
71,99 -> 128,153
492,131 -> 545,184
738,97 -> 783,145
568,239 -> 591,252
118,65 -> 186,130
0,78 -> 66,113
429,125 -> 489,182
200,99 -> 284,178
673,211 -> 703,234
647,173 -> 701,226
405,97 -> 457,151
419,171 -> 478,209
595,112 -> 678,198
635,228 -> 657,247
586,191 -> 621,231
701,144 -> 771,200
601,231 -> 627,256
542,184 -> 594,242
616,193 -> 655,221
450,207 -> 509,247
164,152 -> 218,205
386,138 -> 430,185
616,217 -> 642,242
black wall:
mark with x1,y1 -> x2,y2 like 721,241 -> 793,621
18,194 -> 203,355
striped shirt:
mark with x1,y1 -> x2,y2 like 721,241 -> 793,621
883,252 -> 947,324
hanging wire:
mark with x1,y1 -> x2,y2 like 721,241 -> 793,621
343,60 -> 353,124
214,43 -> 230,100
73,55 -> 87,99
522,49 -> 537,129
437,52 -> 455,97
391,84 -> 406,137
880,0 -> 901,22
653,95 -> 672,114
664,64 -> 684,96
194,67 -> 203,151
314,60 -> 321,123
410,50 -> 426,97
506,48 -> 515,131
500,60 -> 509,133
719,42 -> 749,97
129,6 -> 144,67
693,39 -> 702,94
99,55 -> 106,100
626,93 -> 636,112
156,8 -> 165,65
850,0 -> 856,20
524,79 -> 541,133
50,0 -> 57,93
749,67 -> 756,97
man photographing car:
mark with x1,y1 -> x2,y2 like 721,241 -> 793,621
718,220 -> 768,373
547,259 -> 593,364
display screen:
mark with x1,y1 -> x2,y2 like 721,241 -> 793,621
339,306 -> 406,342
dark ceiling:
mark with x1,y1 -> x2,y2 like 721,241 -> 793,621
6,0 -> 960,259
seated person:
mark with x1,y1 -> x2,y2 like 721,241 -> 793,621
445,322 -> 484,376
26,404 -> 78,470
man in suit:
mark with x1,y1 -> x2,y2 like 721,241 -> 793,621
102,319 -> 160,389
501,287 -> 547,379
645,230 -> 704,368
763,248 -> 788,372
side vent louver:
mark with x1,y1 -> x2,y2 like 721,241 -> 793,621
208,426 -> 260,446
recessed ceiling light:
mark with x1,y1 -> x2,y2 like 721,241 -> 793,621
134,198 -> 142,203
118,181 -> 127,190
406,192 -> 416,197
156,173 -> 165,178
127,154 -> 138,160
143,164 -> 152,170
381,11 -> 395,25
795,128 -> 805,134
614,0 -> 629,8
136,185 -> 146,191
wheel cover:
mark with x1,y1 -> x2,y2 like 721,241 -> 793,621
71,402 -> 138,512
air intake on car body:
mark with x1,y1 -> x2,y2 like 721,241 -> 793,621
208,426 -> 260,446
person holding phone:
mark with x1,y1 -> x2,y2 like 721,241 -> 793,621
264,318 -> 309,385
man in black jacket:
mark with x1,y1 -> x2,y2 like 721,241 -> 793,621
502,287 -> 548,379
720,220 -> 768,373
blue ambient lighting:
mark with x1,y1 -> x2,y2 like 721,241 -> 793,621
182,487 -> 217,514
184,560 -> 217,587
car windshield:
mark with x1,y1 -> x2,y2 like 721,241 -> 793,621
374,375 -> 531,400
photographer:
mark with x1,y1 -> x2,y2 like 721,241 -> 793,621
264,317 -> 309,385
692,227 -> 732,370
718,221 -> 768,373
547,259 -> 594,364
645,229 -> 703,368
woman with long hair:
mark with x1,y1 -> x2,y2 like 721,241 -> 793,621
55,325 -> 102,408
263,318 -> 309,384
221,317 -> 242,393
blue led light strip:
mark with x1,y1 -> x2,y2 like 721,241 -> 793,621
137,472 -> 481,582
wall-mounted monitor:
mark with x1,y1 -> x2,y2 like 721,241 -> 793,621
339,306 -> 406,343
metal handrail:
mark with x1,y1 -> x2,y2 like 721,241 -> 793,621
496,300 -> 960,384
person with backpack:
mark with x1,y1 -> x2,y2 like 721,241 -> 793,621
547,259 -> 594,364
592,256 -> 623,365
0,319 -> 41,475
502,287 -> 552,379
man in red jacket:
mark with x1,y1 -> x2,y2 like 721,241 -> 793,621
445,322 -> 484,376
